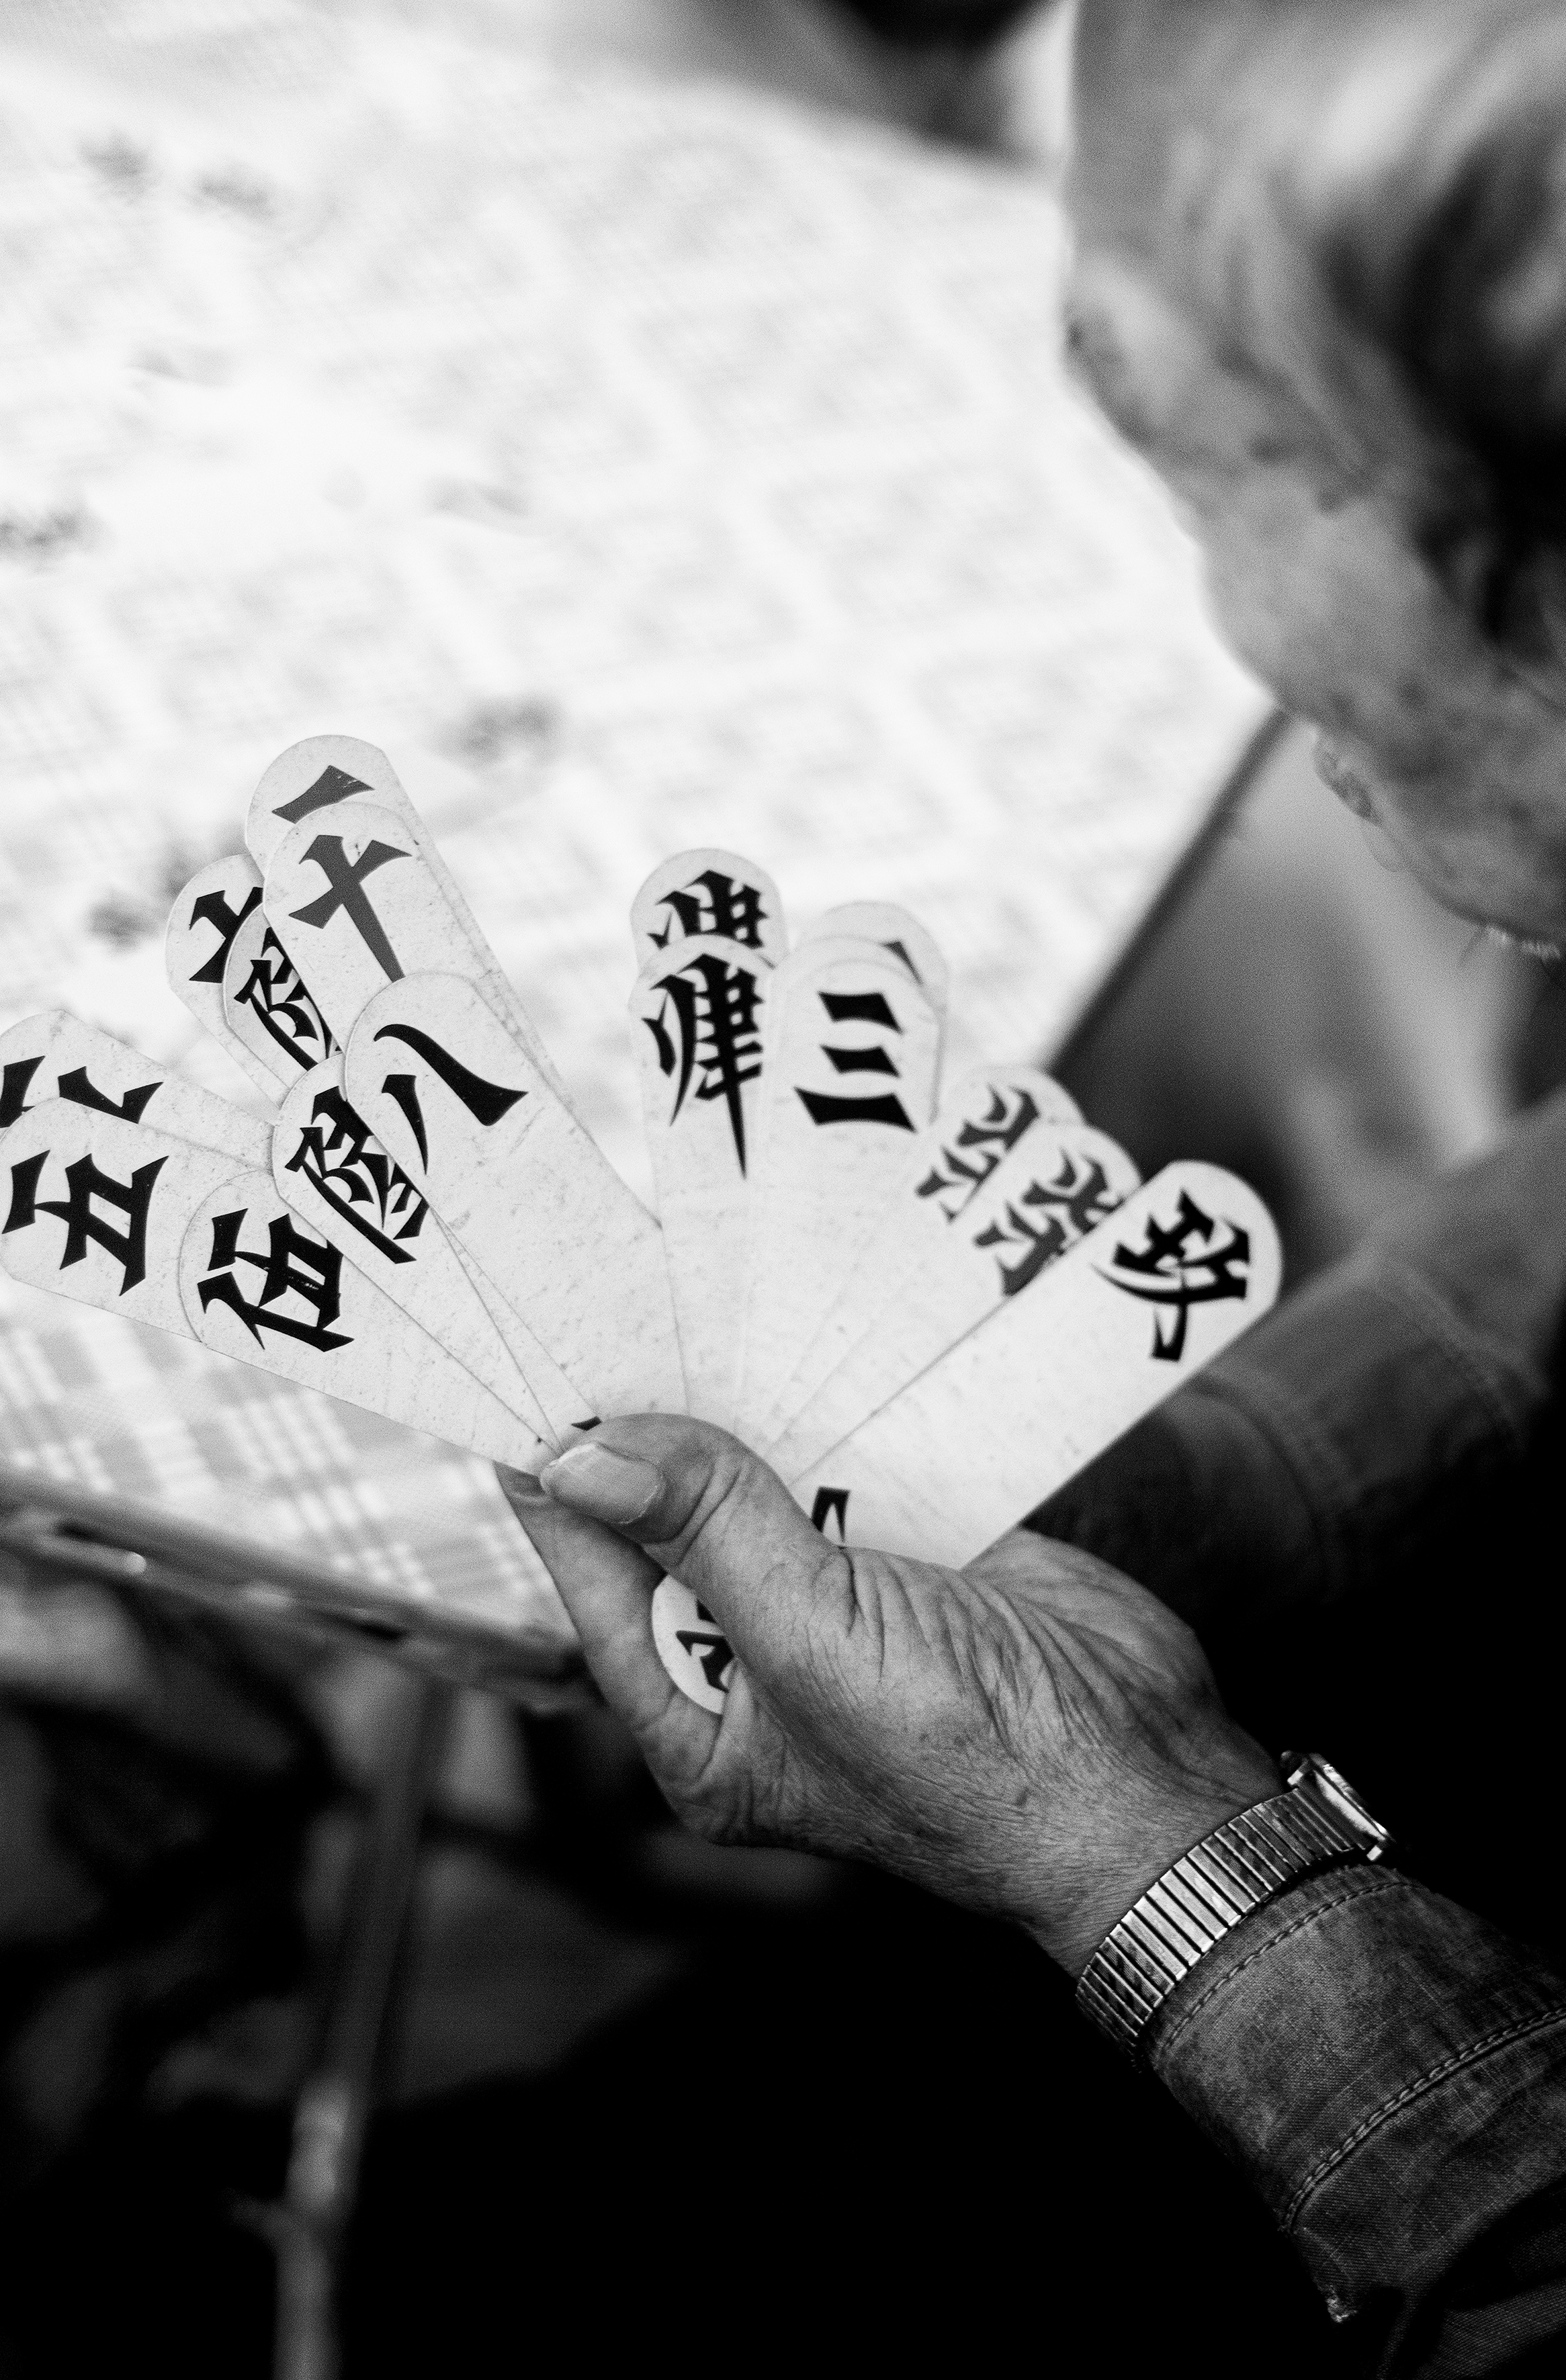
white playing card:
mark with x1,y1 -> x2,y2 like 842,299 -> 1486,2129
799,902 -> 949,1011
1,1100 -> 257,1340
630,848 -> 787,975
245,737 -> 406,873
766,1118 -> 1141,1479
785,1161 -> 1281,1567
0,1100 -> 554,1470
258,843 -> 621,1437
222,902 -> 339,1089
343,971 -> 685,1416
758,1077 -> 1127,1468
747,1061 -> 1083,1450
247,738 -> 570,1103
177,1172 -> 552,1469
440,1258 -> 605,1444
0,1012 -> 271,1170
629,932 -> 769,1427
650,1576 -> 736,1716
165,854 -> 281,1101
259,799 -> 428,1033
271,1057 -> 564,1446
731,936 -> 942,1443
262,795 -> 570,1102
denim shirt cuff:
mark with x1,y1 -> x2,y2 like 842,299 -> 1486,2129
1143,1865 -> 1566,2329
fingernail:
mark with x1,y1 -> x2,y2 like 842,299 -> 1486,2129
495,1464 -> 550,1504
539,1443 -> 663,1526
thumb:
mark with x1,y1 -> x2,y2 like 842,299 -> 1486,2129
539,1415 -> 848,1667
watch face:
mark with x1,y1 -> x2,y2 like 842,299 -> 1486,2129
1288,1751 -> 1394,1857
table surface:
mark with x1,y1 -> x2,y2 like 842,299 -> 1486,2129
0,0 -> 1264,1654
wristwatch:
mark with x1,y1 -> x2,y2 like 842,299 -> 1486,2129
1076,1752 -> 1394,2060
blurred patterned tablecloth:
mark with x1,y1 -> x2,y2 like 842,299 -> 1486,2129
0,0 -> 1265,1654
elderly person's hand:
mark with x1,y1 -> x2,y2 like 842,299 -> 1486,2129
500,1417 -> 1280,1973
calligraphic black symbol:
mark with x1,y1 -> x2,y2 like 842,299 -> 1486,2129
974,1153 -> 1121,1298
54,1067 -> 162,1125
3,1153 -> 45,1235
371,1025 -> 527,1176
675,1598 -> 736,1693
3,1153 -> 47,1235
648,869 -> 769,954
289,835 -> 410,980
230,928 -> 337,1072
824,1042 -> 898,1077
273,762 -> 373,826
797,1088 -> 914,1128
1098,1190 -> 1251,1361
810,1486 -> 851,1540
380,1075 -> 428,1170
796,987 -> 914,1131
820,990 -> 900,1030
284,1086 -> 427,1265
187,883 -> 263,985
643,951 -> 763,1172
197,1208 -> 353,1351
4,1149 -> 167,1294
916,1088 -> 1041,1223
0,1058 -> 43,1129
797,1086 -> 914,1129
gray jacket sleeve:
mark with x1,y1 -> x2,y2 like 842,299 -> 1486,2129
1032,1088 -> 1566,2371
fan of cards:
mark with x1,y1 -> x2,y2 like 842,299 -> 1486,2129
0,736 -> 1280,1710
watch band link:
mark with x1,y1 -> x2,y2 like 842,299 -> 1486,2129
1076,1780 -> 1367,2059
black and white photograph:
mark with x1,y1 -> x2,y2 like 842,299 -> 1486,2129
1,3 -> 1563,2373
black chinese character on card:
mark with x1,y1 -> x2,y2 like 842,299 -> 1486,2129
0,1059 -> 161,1130
915,1086 -> 1042,1221
810,1485 -> 851,1541
642,950 -> 765,1171
0,1059 -> 44,1129
674,1599 -> 736,1693
796,989 -> 914,1131
974,1152 -> 1121,1298
1098,1190 -> 1251,1361
284,1084 -> 428,1264
196,1208 -> 353,1350
369,1024 -> 526,1169
4,1149 -> 166,1293
230,929 -> 337,1072
288,834 -> 410,979
273,763 -> 372,827
648,869 -> 770,955
187,882 -> 262,985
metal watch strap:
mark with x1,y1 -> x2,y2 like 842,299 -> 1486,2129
1075,1761 -> 1378,2060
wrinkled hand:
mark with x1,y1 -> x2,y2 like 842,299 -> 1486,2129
498,1417 -> 1280,1974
